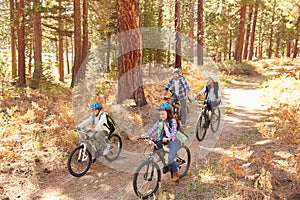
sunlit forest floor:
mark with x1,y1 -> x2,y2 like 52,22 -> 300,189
0,58 -> 299,199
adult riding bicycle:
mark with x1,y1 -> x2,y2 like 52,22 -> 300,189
67,128 -> 122,177
195,98 -> 221,141
133,136 -> 191,199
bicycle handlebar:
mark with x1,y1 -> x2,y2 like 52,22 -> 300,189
139,136 -> 163,143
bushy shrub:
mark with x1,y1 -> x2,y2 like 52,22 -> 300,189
217,60 -> 258,76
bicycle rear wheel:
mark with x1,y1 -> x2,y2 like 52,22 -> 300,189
67,145 -> 92,177
133,160 -> 161,199
196,113 -> 208,141
104,134 -> 122,161
176,145 -> 191,178
210,107 -> 221,133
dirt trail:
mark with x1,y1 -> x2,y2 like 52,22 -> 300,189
4,75 -> 267,200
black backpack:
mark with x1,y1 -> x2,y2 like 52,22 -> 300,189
99,112 -> 116,134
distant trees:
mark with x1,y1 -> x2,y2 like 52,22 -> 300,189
0,0 -> 299,93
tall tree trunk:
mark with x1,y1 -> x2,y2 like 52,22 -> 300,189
66,37 -> 70,74
293,4 -> 300,58
58,0 -> 64,82
17,0 -> 26,86
117,0 -> 147,107
188,0 -> 195,61
175,0 -> 181,68
31,0 -> 43,89
107,32 -> 111,71
234,4 -> 247,62
258,11 -> 263,60
268,0 -> 276,59
248,2 -> 258,61
243,5 -> 253,60
71,0 -> 82,87
287,39 -> 291,57
78,0 -> 89,80
156,0 -> 163,64
10,0 -> 17,78
28,38 -> 33,76
197,0 -> 203,65
82,0 -> 88,62
275,37 -> 280,57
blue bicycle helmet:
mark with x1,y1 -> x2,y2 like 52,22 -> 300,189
157,103 -> 172,110
90,102 -> 102,110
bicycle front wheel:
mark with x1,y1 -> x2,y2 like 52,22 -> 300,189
196,113 -> 207,141
67,145 -> 92,177
133,161 -> 161,199
176,145 -> 191,178
210,107 -> 221,133
104,134 -> 122,161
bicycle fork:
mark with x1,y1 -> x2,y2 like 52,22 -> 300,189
78,143 -> 89,162
144,160 -> 156,182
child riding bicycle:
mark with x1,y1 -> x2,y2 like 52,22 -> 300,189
143,103 -> 184,182
77,102 -> 111,156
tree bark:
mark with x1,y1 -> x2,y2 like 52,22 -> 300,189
82,0 -> 88,63
17,0 -> 26,86
175,0 -> 181,68
197,0 -> 203,65
275,37 -> 280,57
117,0 -> 147,107
243,5 -> 253,60
107,33 -> 111,71
58,0 -> 64,82
234,4 -> 247,62
31,0 -> 43,89
10,0 -> 17,79
293,4 -> 300,58
268,0 -> 276,59
248,2 -> 258,61
71,0 -> 82,87
156,0 -> 164,64
287,39 -> 291,57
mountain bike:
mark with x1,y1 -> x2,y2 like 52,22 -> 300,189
133,136 -> 191,199
67,128 -> 122,177
195,98 -> 221,141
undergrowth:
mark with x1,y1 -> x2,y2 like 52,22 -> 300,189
217,60 -> 258,76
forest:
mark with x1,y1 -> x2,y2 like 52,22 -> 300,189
0,0 -> 300,199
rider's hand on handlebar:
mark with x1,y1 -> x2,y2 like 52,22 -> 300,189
140,134 -> 149,139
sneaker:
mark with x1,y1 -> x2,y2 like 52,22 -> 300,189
103,144 -> 111,156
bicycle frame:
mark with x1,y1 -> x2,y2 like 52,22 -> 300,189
142,138 -> 176,175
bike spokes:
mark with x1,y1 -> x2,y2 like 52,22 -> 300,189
176,145 -> 191,178
211,107 -> 221,133
68,145 -> 92,177
104,134 -> 122,161
196,114 -> 207,141
133,161 -> 161,199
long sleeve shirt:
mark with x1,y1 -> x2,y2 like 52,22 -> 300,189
147,119 -> 177,141
199,84 -> 221,102
164,76 -> 191,100
78,111 -> 110,132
